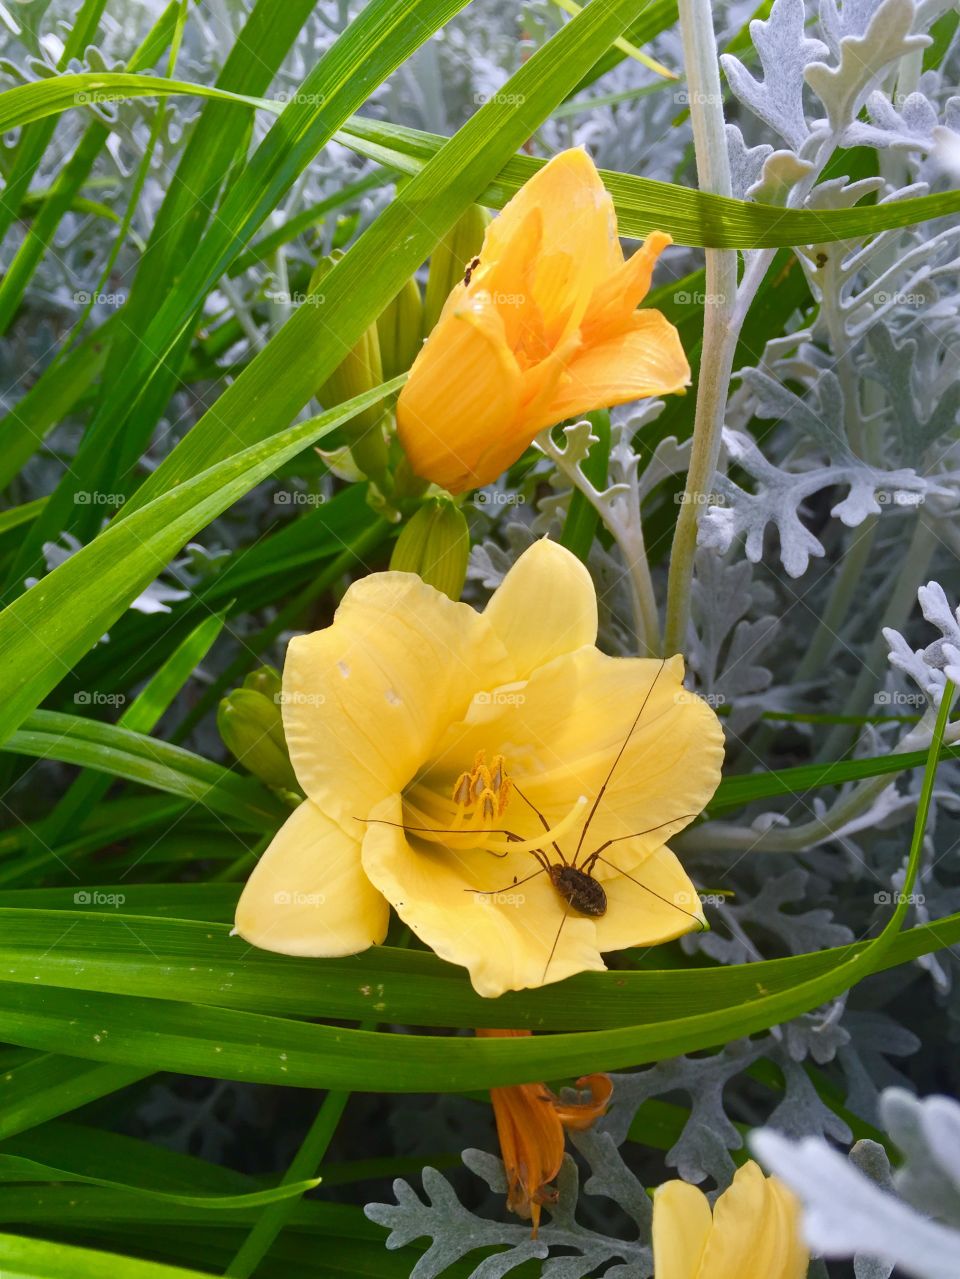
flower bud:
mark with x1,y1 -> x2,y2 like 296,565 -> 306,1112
422,203 -> 490,335
377,276 -> 423,381
312,255 -> 389,480
217,670 -> 298,791
389,497 -> 470,600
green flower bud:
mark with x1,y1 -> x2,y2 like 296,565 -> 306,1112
390,497 -> 470,600
377,276 -> 423,381
311,255 -> 389,480
241,665 -> 282,700
217,681 -> 298,792
423,204 -> 490,336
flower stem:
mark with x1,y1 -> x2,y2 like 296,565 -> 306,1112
664,0 -> 739,654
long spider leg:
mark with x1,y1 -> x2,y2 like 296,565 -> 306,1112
588,853 -> 707,931
462,853 -> 549,897
573,658 -> 668,861
357,816 -> 523,857
512,783 -> 566,864
541,909 -> 568,984
579,814 -> 700,865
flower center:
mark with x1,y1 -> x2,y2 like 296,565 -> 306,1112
403,748 -> 587,857
452,750 -> 512,824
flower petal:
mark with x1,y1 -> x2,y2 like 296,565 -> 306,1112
698,1161 -> 783,1279
397,293 -> 524,493
592,845 -> 706,951
484,540 -> 598,681
417,649 -> 724,873
361,794 -> 605,997
527,308 -> 691,433
483,149 -> 621,345
652,1180 -> 713,1279
581,230 -> 673,342
234,800 -> 388,957
282,572 -> 509,824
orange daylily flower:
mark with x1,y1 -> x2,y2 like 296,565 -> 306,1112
397,147 -> 690,494
477,1027 -> 612,1235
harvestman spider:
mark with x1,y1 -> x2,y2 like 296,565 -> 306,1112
364,658 -> 708,980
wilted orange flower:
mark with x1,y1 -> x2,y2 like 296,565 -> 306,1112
477,1027 -> 612,1235
397,147 -> 690,494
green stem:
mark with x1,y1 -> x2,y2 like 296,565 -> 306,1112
664,0 -> 739,654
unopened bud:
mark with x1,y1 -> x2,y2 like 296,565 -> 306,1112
218,671 -> 298,791
377,276 -> 423,381
423,204 -> 490,335
312,255 -> 389,479
390,497 -> 470,600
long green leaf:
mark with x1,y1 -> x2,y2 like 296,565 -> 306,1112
3,711 -> 288,831
0,903 -> 952,1033
335,115 -> 960,246
0,381 -> 400,743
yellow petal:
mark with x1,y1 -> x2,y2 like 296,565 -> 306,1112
281,572 -> 509,825
397,293 -> 524,493
581,230 -> 673,342
484,540 -> 598,681
420,649 -> 723,872
234,800 -> 389,957
767,1178 -> 811,1279
361,794 -> 605,997
592,844 -> 706,951
698,1161 -> 779,1279
527,309 -> 691,433
652,1180 -> 713,1279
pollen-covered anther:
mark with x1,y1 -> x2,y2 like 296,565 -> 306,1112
452,749 -> 512,823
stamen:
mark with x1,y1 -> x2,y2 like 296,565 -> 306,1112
451,749 -> 514,826
484,796 -> 588,856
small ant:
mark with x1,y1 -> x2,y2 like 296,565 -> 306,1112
362,659 -> 709,981
463,255 -> 481,286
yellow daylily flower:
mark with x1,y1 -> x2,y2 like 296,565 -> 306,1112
396,147 -> 690,494
653,1161 -> 810,1279
233,539 -> 723,997
477,1028 -> 612,1236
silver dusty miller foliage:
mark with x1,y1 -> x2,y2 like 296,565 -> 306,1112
753,1088 -> 960,1279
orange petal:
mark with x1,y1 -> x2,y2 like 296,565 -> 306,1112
526,308 -> 691,432
581,230 -> 673,343
484,149 -> 621,347
554,1074 -> 613,1130
397,293 -> 523,493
